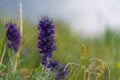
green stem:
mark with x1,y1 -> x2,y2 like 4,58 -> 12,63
0,44 -> 6,64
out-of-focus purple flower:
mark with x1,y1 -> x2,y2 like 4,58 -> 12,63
5,22 -> 20,51
47,60 -> 69,79
47,60 -> 58,69
55,64 -> 69,80
38,17 -> 56,65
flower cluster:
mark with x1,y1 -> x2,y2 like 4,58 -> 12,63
38,17 -> 56,65
5,22 -> 20,51
48,60 -> 69,80
47,60 -> 58,69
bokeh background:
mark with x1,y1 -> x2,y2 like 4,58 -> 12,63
1,0 -> 120,35
0,0 -> 120,79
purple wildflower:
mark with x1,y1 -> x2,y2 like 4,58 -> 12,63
37,17 -> 69,79
47,60 -> 58,69
55,64 -> 69,80
38,17 -> 56,65
47,60 -> 69,79
5,22 -> 20,51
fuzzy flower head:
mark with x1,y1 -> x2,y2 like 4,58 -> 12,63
5,22 -> 20,51
38,17 -> 56,65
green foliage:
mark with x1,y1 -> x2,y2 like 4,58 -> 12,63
0,26 -> 6,57
31,65 -> 52,80
0,17 -> 120,79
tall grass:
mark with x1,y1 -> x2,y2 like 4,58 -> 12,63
0,15 -> 120,79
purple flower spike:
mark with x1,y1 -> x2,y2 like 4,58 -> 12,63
5,22 -> 20,51
38,17 -> 56,65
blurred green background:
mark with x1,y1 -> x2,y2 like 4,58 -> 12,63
0,15 -> 120,79
1,0 -> 120,79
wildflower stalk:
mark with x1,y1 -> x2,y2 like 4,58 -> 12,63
95,58 -> 110,80
14,3 -> 23,71
80,45 -> 87,80
0,44 -> 6,64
